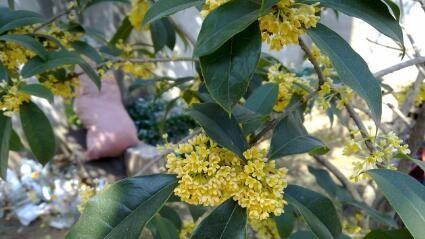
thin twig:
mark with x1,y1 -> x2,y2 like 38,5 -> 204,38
299,37 -> 326,85
345,103 -> 376,153
34,7 -> 74,32
313,155 -> 362,201
373,56 -> 425,79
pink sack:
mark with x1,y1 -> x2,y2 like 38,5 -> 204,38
75,73 -> 139,160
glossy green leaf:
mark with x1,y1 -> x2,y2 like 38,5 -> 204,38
274,205 -> 296,238
368,169 -> 425,239
286,185 -> 342,239
240,82 -> 278,134
109,17 -> 133,45
191,199 -> 247,239
188,205 -> 207,221
194,0 -> 277,56
151,18 -> 176,52
200,22 -> 261,112
66,174 -> 177,239
364,228 -> 412,239
150,215 -> 180,239
71,41 -> 104,64
308,167 -> 397,227
8,0 -> 14,10
9,130 -> 24,152
269,112 -> 328,159
0,63 -> 8,82
0,114 -> 12,180
20,102 -> 56,165
21,50 -> 101,88
143,0 -> 204,25
0,34 -> 47,60
188,103 -> 248,158
0,7 -> 45,34
159,206 -> 182,230
289,231 -> 318,239
382,0 -> 401,21
307,24 -> 382,124
20,84 -> 54,103
299,0 -> 403,45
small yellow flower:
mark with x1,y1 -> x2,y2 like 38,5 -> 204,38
179,220 -> 196,239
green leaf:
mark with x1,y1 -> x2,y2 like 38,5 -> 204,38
308,167 -> 397,227
109,17 -> 133,45
0,34 -> 47,60
299,0 -> 403,45
0,114 -> 12,180
307,24 -> 382,124
188,205 -> 207,221
289,231 -> 318,239
150,215 -> 180,239
274,205 -> 296,238
286,185 -> 342,239
66,174 -> 177,239
382,0 -> 401,21
368,169 -> 425,239
191,199 -> 247,239
200,22 -> 261,112
159,206 -> 182,230
71,41 -> 104,64
0,7 -> 45,34
364,228 -> 413,239
151,18 -> 176,52
9,130 -> 24,152
0,63 -> 8,82
188,103 -> 248,158
143,0 -> 204,25
239,82 -> 278,134
20,102 -> 56,165
194,0 -> 277,57
8,0 -> 15,10
21,50 -> 101,88
20,84 -> 54,103
269,112 -> 328,159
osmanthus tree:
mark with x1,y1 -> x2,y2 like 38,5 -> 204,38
0,0 -> 425,238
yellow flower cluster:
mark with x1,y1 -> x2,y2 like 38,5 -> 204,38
311,44 -> 354,110
396,82 -> 425,107
114,40 -> 154,78
343,131 -> 410,182
179,220 -> 196,239
250,218 -> 280,239
166,133 -> 288,220
0,40 -> 35,71
0,80 -> 31,113
267,64 -> 311,112
129,0 -> 149,30
260,1 -> 320,50
45,24 -> 82,49
40,74 -> 79,101
200,0 -> 229,17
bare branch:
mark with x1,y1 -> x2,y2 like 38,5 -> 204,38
374,56 -> 425,79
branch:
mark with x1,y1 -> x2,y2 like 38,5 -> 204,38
299,37 -> 326,86
345,103 -> 376,153
373,56 -> 425,79
34,7 -> 74,32
313,155 -> 362,201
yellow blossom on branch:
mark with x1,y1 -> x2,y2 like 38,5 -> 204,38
179,220 -> 196,239
250,218 -> 280,239
260,1 -> 320,50
129,0 -> 149,30
0,80 -> 31,113
166,133 -> 288,221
